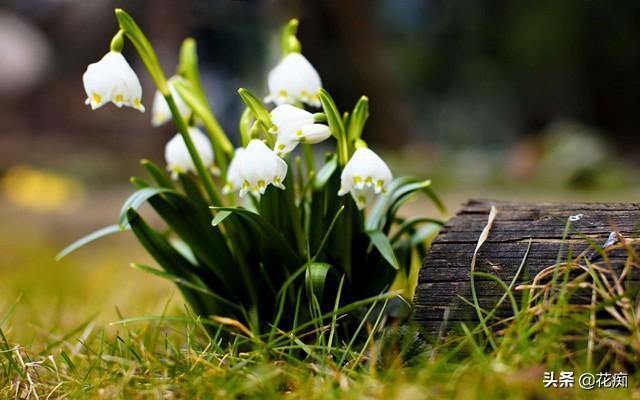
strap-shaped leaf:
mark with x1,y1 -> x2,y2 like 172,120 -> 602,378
366,230 -> 400,270
390,217 -> 444,244
126,209 -> 213,316
366,177 -> 417,230
211,210 -> 231,227
211,206 -> 301,267
305,262 -> 332,305
347,95 -> 369,142
141,159 -> 174,189
178,172 -> 210,211
237,88 -> 272,130
56,224 -> 125,261
313,155 -> 337,190
139,187 -> 239,298
131,263 -> 240,312
173,80 -> 233,165
319,89 -> 345,140
118,187 -> 176,228
115,9 -> 168,94
366,177 -> 444,232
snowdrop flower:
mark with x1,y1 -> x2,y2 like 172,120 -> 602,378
222,148 -> 245,195
266,53 -> 322,107
83,51 -> 145,112
338,148 -> 393,210
151,76 -> 191,126
237,140 -> 287,197
270,104 -> 331,154
164,127 -> 214,178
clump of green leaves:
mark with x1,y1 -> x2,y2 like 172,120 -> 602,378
61,9 -> 445,338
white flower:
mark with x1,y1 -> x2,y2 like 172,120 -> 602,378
338,148 -> 393,209
151,76 -> 191,127
164,127 -> 214,178
266,53 -> 322,107
83,51 -> 145,112
222,148 -> 245,195
270,104 -> 331,154
237,140 -> 287,196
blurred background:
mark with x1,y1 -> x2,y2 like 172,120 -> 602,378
1,0 -> 639,339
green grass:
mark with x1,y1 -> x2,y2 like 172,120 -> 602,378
0,206 -> 638,399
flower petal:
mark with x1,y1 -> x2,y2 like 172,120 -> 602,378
267,53 -> 322,107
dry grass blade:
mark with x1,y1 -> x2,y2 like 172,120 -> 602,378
471,205 -> 497,272
469,205 -> 498,349
211,316 -> 255,339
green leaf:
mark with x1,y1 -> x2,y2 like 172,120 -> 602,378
410,224 -> 442,247
131,263 -> 240,311
177,172 -> 210,211
211,210 -> 231,227
319,89 -> 348,165
169,238 -> 198,265
141,159 -> 174,189
390,217 -> 444,244
366,230 -> 400,270
367,177 -> 444,233
239,107 -> 253,147
118,187 -> 176,228
173,79 -> 233,166
114,9 -> 169,94
305,262 -> 332,305
347,95 -> 369,142
312,205 -> 344,260
318,89 -> 345,140
126,209 -> 216,316
56,224 -> 125,261
177,38 -> 206,100
237,88 -> 272,130
134,185 -> 240,298
313,155 -> 337,190
211,206 -> 301,268
422,185 -> 446,214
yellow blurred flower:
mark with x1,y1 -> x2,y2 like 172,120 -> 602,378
1,165 -> 84,212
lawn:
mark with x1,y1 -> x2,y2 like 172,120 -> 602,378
1,189 -> 637,399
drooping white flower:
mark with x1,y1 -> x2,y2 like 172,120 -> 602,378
164,127 -> 214,178
222,148 -> 245,195
338,148 -> 393,209
83,51 -> 145,112
266,53 -> 322,107
151,76 -> 191,126
270,104 -> 331,154
237,140 -> 287,196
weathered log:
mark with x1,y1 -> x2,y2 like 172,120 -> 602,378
414,199 -> 640,333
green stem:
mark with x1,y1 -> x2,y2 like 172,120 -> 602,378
197,106 -> 232,170
283,164 -> 306,256
302,144 -> 316,175
110,30 -> 125,52
165,94 -> 223,206
339,137 -> 350,166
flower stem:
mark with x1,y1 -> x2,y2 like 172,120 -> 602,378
165,94 -> 223,206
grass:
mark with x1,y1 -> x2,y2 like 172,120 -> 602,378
1,202 -> 639,399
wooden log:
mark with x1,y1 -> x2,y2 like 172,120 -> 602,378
413,199 -> 640,334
